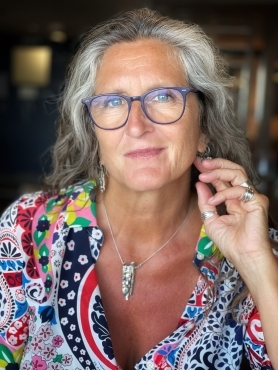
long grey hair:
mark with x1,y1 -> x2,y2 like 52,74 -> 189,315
44,8 -> 258,197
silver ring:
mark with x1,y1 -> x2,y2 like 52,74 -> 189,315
201,211 -> 217,221
241,187 -> 254,202
240,180 -> 253,188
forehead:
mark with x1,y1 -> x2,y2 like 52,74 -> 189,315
105,38 -> 174,53
100,38 -> 180,67
94,39 -> 186,92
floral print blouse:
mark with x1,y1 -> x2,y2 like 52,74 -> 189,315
0,180 -> 276,370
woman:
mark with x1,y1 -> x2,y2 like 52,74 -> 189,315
0,8 -> 277,370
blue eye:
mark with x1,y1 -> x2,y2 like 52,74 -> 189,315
145,89 -> 176,104
155,93 -> 169,102
91,95 -> 126,109
105,97 -> 123,107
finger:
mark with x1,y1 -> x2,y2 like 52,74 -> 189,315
194,158 -> 231,192
199,168 -> 253,190
195,182 -> 219,223
193,156 -> 213,173
207,185 -> 256,207
194,157 -> 244,172
194,157 -> 247,193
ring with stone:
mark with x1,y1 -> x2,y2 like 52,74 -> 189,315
240,179 -> 253,188
241,187 -> 254,202
201,211 -> 217,221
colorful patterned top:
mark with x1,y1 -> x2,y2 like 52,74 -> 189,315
0,180 -> 277,370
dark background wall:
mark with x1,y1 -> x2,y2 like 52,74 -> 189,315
1,3 -> 278,368
1,0 -> 278,224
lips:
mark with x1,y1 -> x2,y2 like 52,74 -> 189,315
124,148 -> 164,158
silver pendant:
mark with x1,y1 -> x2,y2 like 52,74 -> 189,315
122,262 -> 135,300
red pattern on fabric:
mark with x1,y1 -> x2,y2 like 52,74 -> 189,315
3,271 -> 22,288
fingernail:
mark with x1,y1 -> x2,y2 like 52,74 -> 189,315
201,158 -> 213,164
208,196 -> 214,202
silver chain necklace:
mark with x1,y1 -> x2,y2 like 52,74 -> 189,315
103,200 -> 191,300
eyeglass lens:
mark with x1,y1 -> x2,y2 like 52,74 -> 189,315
89,88 -> 185,129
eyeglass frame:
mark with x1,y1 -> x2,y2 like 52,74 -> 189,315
81,86 -> 199,130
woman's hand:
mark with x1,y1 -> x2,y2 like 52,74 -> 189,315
194,156 -> 278,368
194,156 -> 272,280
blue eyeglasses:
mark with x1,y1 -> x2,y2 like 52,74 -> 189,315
81,86 -> 198,130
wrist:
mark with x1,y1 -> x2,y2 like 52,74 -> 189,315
239,250 -> 278,305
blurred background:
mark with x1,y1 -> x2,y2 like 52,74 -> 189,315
0,3 -> 277,368
1,0 -> 278,223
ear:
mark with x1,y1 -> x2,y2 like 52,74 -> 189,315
197,133 -> 209,153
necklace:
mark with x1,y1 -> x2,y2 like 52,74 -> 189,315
103,200 -> 191,300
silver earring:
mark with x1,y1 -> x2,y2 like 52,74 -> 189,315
197,147 -> 212,161
99,163 -> 106,192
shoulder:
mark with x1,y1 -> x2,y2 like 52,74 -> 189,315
0,191 -> 49,229
0,191 -> 49,273
41,180 -> 97,220
0,179 -> 97,229
0,179 -> 97,262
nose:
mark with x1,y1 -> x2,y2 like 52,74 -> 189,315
124,97 -> 154,137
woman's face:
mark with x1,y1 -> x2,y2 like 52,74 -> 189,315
94,39 -> 206,193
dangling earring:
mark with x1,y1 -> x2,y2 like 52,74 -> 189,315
99,163 -> 106,192
197,147 -> 212,161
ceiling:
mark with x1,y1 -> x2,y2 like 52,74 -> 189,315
1,0 -> 278,41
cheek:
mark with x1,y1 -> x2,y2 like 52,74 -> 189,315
98,141 -> 111,165
95,135 -> 111,167
167,124 -> 201,168
95,130 -> 112,163
96,132 -> 122,170
173,120 -> 201,149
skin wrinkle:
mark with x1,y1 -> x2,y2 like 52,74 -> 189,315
39,9 -> 278,369
95,39 -> 205,201
95,42 -> 184,96
46,11 -> 258,194
93,39 -> 207,268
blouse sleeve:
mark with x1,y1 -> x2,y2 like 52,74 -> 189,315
0,198 -> 30,369
243,227 -> 278,370
243,305 -> 273,370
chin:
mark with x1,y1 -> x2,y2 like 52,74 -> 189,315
121,170 -> 170,192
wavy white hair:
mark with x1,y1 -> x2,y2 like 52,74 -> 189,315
45,8 -> 258,199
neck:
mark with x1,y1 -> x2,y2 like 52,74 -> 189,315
97,176 -> 197,260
